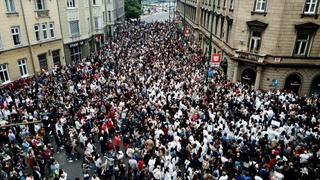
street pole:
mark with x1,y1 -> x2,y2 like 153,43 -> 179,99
169,0 -> 171,21
183,0 -> 186,31
205,0 -> 215,84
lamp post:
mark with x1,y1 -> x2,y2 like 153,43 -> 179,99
205,0 -> 215,84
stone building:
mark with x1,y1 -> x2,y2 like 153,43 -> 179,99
177,0 -> 320,96
57,0 -> 125,64
0,0 -> 65,83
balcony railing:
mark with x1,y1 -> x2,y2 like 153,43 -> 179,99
234,50 -> 266,63
35,9 -> 49,18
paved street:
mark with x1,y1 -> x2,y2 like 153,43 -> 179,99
141,11 -> 170,22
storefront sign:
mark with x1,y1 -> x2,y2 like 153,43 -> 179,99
69,41 -> 85,48
211,53 -> 221,66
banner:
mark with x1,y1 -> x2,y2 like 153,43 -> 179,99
211,53 -> 221,66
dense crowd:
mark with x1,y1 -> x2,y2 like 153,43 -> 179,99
0,21 -> 319,180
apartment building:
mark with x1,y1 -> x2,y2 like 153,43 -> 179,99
106,0 -> 125,37
57,0 -> 125,64
177,0 -> 320,96
0,0 -> 65,84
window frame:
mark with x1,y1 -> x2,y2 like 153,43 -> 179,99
293,32 -> 312,56
5,0 -> 16,13
49,22 -> 55,38
34,24 -> 40,41
254,0 -> 267,12
66,0 -> 76,9
304,0 -> 319,14
69,20 -> 80,37
0,64 -> 10,83
11,26 -> 21,46
94,17 -> 99,30
42,23 -> 48,40
248,30 -> 262,53
18,59 -> 28,77
230,0 -> 234,10
35,0 -> 47,10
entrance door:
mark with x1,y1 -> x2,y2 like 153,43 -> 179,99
309,75 -> 320,97
220,58 -> 228,78
52,50 -> 61,66
38,53 -> 48,70
284,74 -> 302,94
241,68 -> 256,85
70,45 -> 81,62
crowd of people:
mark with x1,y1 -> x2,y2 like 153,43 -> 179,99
0,21 -> 319,180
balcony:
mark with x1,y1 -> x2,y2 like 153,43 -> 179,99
234,50 -> 266,63
35,9 -> 49,18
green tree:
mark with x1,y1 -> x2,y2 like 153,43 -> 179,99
125,0 -> 143,19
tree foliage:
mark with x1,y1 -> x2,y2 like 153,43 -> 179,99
125,0 -> 143,19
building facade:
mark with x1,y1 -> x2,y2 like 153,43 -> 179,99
0,0 -> 65,84
106,0 -> 125,37
177,0 -> 320,96
57,0 -> 125,64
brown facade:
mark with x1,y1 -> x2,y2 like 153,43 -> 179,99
177,0 -> 320,96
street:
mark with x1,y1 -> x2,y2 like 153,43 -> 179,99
141,11 -> 170,22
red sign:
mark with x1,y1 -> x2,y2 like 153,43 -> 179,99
211,53 -> 221,66
184,28 -> 191,37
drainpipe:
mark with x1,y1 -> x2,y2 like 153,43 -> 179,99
56,0 -> 67,65
20,0 -> 36,76
89,0 -> 96,52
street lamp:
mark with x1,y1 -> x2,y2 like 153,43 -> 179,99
205,0 -> 215,84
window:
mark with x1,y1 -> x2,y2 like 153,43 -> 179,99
215,15 -> 219,35
220,17 -> 224,39
255,0 -> 267,12
70,45 -> 81,62
249,30 -> 262,53
207,13 -> 210,30
304,0 -> 318,14
226,22 -> 232,43
49,22 -> 55,38
223,0 -> 226,8
18,59 -> 28,77
230,0 -> 234,9
94,17 -> 99,30
38,53 -> 48,70
69,20 -> 80,37
34,24 -> 40,41
217,0 -> 221,7
93,0 -> 99,5
67,0 -> 76,8
108,11 -> 111,21
5,0 -> 16,12
42,23 -> 47,39
87,18 -> 91,33
52,50 -> 61,66
0,64 -> 10,83
294,33 -> 311,56
11,26 -> 21,45
35,0 -> 46,10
